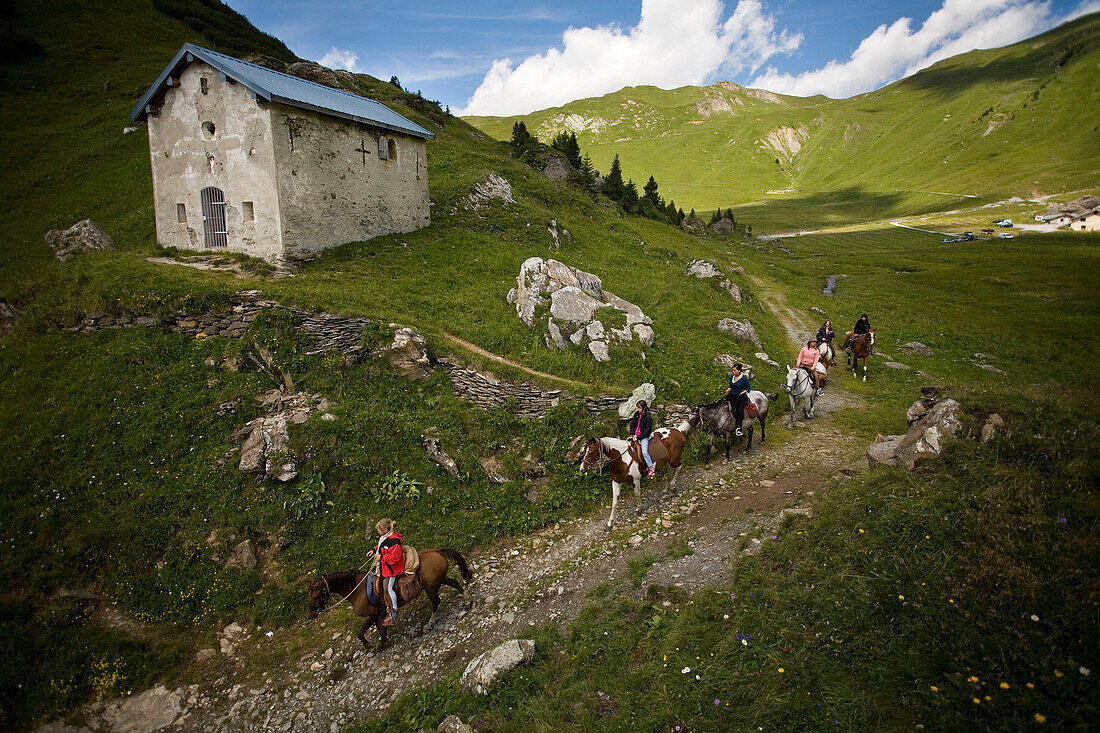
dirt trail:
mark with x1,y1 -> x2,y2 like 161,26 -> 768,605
60,286 -> 869,732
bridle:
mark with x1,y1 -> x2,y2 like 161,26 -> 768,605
310,569 -> 372,616
785,368 -> 813,397
579,439 -> 611,474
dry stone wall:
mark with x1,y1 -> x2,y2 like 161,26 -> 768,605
439,359 -> 622,418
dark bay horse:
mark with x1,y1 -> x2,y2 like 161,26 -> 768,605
577,422 -> 691,529
306,548 -> 471,651
688,391 -> 775,464
844,329 -> 875,381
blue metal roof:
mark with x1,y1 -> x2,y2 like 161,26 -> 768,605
131,43 -> 434,139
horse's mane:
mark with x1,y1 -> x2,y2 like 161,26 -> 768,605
698,399 -> 725,410
325,571 -> 362,584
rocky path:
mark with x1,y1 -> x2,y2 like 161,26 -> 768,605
50,285 -> 870,733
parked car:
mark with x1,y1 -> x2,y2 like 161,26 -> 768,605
997,232 -> 1014,239
995,219 -> 1013,227
962,233 -> 977,241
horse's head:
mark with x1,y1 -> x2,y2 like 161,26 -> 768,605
868,329 -> 876,346
784,365 -> 798,393
686,408 -> 702,430
305,578 -> 329,620
578,437 -> 602,474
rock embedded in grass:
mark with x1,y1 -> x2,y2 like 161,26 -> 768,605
896,341 -> 935,356
717,318 -> 761,347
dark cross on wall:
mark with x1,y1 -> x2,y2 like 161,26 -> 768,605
355,137 -> 371,165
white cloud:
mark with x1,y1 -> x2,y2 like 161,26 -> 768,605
751,0 -> 1081,99
456,0 -> 801,116
318,47 -> 361,72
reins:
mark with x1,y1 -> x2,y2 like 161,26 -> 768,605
314,558 -> 375,615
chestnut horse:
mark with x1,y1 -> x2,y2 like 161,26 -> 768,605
844,329 -> 876,381
578,422 -> 691,529
306,548 -> 471,651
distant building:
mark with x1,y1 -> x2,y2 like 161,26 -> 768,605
1038,213 -> 1073,226
131,44 -> 434,264
1070,213 -> 1100,232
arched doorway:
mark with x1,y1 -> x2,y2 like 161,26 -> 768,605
200,186 -> 228,248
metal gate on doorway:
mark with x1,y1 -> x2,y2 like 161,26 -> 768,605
200,186 -> 228,248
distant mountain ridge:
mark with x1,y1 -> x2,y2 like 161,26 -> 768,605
465,13 -> 1100,212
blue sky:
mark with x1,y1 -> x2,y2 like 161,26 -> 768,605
226,0 -> 1099,115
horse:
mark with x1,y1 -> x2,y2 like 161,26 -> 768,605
687,390 -> 775,465
305,548 -> 471,651
844,330 -> 875,381
784,365 -> 817,426
577,422 -> 691,530
818,340 -> 836,367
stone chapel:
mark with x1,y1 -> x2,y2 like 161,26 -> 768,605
131,43 -> 434,263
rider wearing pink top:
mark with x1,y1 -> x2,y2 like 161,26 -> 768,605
797,338 -> 824,394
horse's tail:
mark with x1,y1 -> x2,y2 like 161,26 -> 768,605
436,548 -> 472,580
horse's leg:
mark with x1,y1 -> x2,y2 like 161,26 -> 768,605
668,464 -> 682,494
422,585 -> 442,632
441,577 -> 463,594
357,617 -> 373,648
759,413 -> 766,443
375,614 -> 387,652
862,357 -> 868,382
745,424 -> 754,452
704,434 -> 714,467
607,480 -> 621,530
788,395 -> 797,427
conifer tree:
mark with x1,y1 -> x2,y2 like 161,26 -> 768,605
511,121 -> 532,148
551,131 -> 582,168
678,207 -> 686,223
578,153 -> 597,192
622,179 -> 639,212
604,154 -> 625,201
643,176 -> 661,207
710,208 -> 721,225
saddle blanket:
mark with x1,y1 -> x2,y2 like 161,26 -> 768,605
633,435 -> 668,465
367,571 -> 422,606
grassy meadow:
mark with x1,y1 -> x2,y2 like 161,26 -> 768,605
1,0 -> 1098,729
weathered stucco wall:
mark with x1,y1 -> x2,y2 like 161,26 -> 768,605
147,62 -> 284,262
269,104 -> 430,260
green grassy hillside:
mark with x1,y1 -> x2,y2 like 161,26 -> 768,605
0,1 -> 1096,730
466,13 -> 1100,222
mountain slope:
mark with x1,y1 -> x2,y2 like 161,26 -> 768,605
466,13 -> 1100,216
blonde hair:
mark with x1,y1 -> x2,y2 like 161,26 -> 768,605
375,518 -> 394,535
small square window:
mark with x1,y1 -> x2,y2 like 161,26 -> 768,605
176,203 -> 187,223
242,201 -> 254,222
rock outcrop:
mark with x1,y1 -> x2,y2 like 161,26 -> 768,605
686,259 -> 742,302
509,258 -> 652,361
461,174 -> 515,212
461,639 -> 536,693
717,318 -> 761,346
376,326 -> 431,381
896,342 -> 935,357
286,61 -> 340,88
422,435 -> 459,478
866,397 -> 964,470
618,383 -> 657,418
45,219 -> 116,261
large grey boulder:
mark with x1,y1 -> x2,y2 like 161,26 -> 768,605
681,218 -> 706,235
588,340 -> 610,362
462,639 -> 536,693
550,287 -> 605,325
45,220 -> 116,261
545,318 -> 567,350
239,415 -> 293,480
438,716 -> 473,733
685,260 -> 722,279
514,257 -> 548,326
896,342 -> 935,357
866,398 -> 963,470
618,383 -> 657,419
463,174 -> 515,212
722,280 -> 743,303
99,684 -> 184,732
717,318 -> 761,347
709,218 -> 736,235
603,291 -> 651,326
377,327 -> 432,381
422,436 -> 459,478
633,324 -> 655,346
541,155 -> 574,181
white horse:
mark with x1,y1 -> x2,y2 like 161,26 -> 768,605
784,365 -> 817,427
818,341 -> 836,366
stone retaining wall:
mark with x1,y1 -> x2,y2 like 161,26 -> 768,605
62,291 -> 627,417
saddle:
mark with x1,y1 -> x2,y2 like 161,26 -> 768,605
631,436 -> 668,467
368,568 -> 422,608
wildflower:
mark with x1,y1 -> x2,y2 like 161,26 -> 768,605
973,698 -> 980,704
1080,667 -> 1091,676
682,667 -> 690,674
714,699 -> 720,705
1031,614 -> 1040,621
778,667 -> 785,673
859,529 -> 864,533
930,686 -> 939,692
898,595 -> 905,600
1034,713 -> 1046,723
967,676 -> 979,683
1027,682 -> 1035,689
1054,670 -> 1064,678
999,682 -> 1009,689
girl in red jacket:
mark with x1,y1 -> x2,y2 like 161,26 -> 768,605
370,518 -> 404,626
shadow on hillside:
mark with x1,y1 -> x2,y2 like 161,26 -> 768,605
899,17 -> 1099,99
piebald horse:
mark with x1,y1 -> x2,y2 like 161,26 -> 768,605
305,548 -> 471,651
844,330 -> 875,381
578,422 -> 691,529
818,340 -> 837,367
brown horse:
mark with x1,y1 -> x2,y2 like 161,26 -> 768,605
306,548 -> 471,651
844,329 -> 875,381
577,422 -> 691,529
